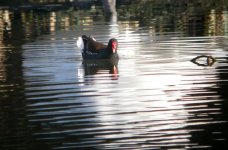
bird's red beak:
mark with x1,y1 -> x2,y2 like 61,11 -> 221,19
112,42 -> 117,53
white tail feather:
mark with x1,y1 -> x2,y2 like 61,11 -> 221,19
77,37 -> 84,52
90,35 -> 96,41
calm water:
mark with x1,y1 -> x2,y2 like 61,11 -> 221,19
1,4 -> 228,150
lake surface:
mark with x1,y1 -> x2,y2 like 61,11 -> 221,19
1,4 -> 228,150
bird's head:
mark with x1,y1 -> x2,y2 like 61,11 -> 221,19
109,38 -> 118,53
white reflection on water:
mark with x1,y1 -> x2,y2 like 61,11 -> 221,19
22,21 -> 227,149
90,33 -> 221,148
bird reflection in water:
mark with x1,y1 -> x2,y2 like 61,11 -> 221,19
82,59 -> 119,80
3,22 -> 11,44
191,55 -> 216,66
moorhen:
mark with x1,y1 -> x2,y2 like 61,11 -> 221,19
77,35 -> 119,60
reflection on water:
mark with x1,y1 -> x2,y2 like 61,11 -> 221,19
81,60 -> 119,80
1,2 -> 228,150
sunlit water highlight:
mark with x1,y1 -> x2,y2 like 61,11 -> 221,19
21,22 -> 228,149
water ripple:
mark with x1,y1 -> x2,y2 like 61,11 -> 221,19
21,23 -> 228,149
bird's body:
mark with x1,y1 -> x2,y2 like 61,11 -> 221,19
77,35 -> 118,60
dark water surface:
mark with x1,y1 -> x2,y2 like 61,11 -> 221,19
1,3 -> 228,150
